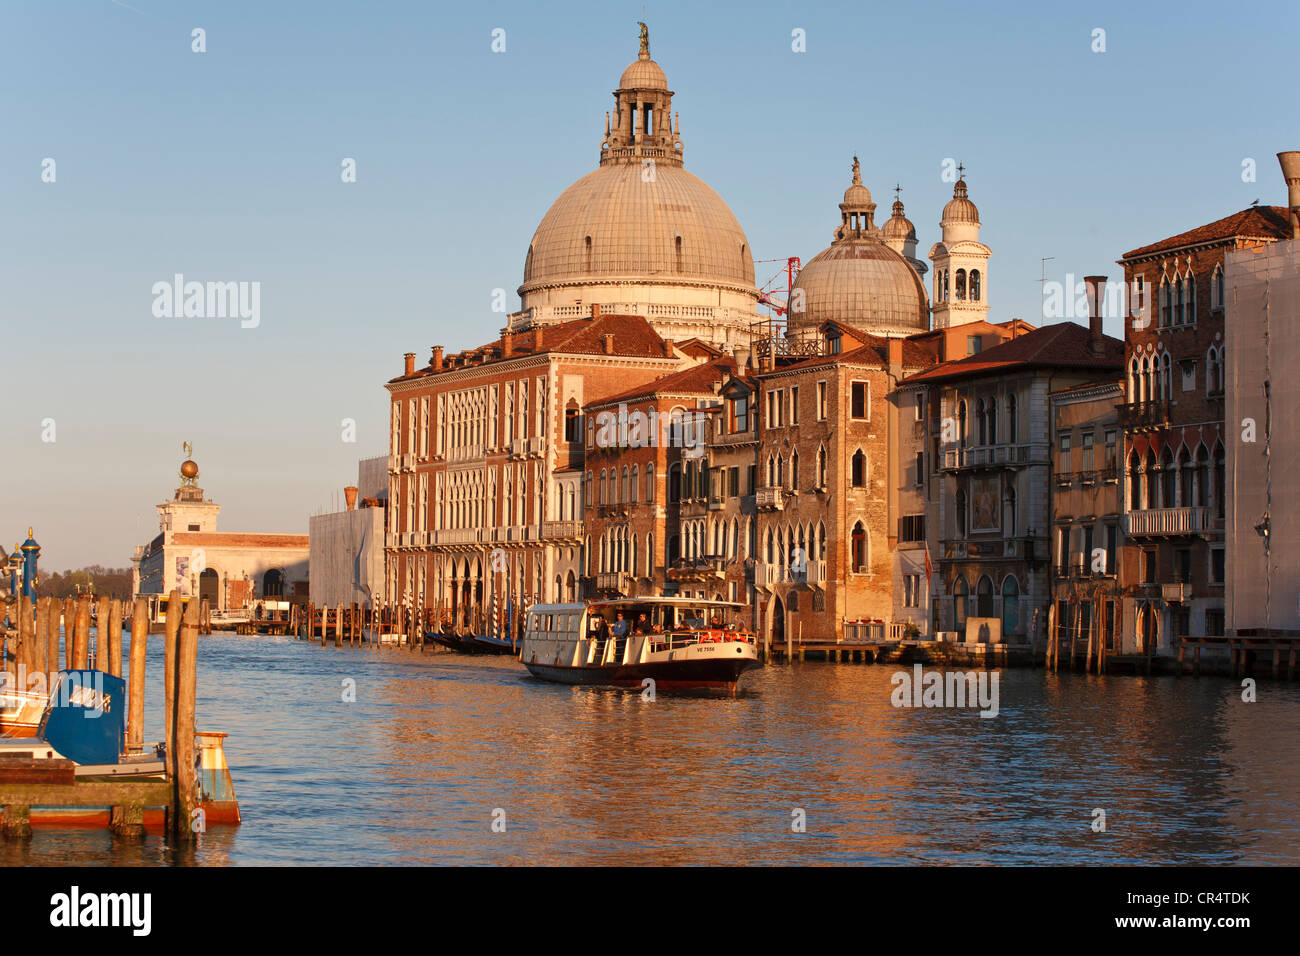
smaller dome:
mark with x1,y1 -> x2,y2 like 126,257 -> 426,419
843,182 -> 872,207
942,179 -> 980,224
882,199 -> 916,241
619,57 -> 668,90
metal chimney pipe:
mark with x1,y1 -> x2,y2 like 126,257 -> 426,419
1278,152 -> 1300,240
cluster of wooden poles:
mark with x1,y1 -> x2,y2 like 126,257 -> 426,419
296,602 -> 430,649
1,591 -> 203,841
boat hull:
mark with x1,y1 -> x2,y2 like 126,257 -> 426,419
523,655 -> 761,692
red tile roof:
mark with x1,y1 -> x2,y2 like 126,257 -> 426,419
1122,206 -> 1290,259
903,321 -> 1123,384
389,313 -> 671,383
588,357 -> 736,408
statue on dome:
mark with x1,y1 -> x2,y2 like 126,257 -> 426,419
638,22 -> 650,58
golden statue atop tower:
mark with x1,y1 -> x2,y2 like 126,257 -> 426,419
180,440 -> 200,486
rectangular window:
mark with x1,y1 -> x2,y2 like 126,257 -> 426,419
1104,429 -> 1117,468
966,335 -> 982,356
1083,525 -> 1095,569
1176,548 -> 1192,584
900,515 -> 926,541
1081,432 -> 1094,471
1105,524 -> 1117,575
1058,434 -> 1072,473
850,381 -> 869,419
904,574 -> 920,608
914,392 -> 926,421
1205,608 -> 1224,636
1210,547 -> 1225,585
1181,360 -> 1197,393
816,381 -> 828,421
790,385 -> 800,425
915,451 -> 924,487
728,467 -> 739,497
1143,549 -> 1157,584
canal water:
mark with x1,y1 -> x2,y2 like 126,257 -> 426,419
4,631 -> 1298,866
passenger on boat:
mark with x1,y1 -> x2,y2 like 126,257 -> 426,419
634,613 -> 652,635
611,613 -> 630,638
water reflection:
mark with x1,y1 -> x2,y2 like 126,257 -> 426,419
5,633 -> 1298,865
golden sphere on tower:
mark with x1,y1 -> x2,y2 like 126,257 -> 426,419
180,459 -> 199,480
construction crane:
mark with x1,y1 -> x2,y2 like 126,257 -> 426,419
755,256 -> 801,315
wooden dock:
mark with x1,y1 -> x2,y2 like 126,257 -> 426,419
0,591 -> 223,839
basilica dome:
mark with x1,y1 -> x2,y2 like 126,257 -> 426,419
788,159 -> 931,336
516,30 -> 759,330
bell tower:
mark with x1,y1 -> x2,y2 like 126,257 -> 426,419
600,24 -> 684,169
928,168 -> 992,329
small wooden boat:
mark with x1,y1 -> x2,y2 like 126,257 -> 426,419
470,632 -> 519,655
521,597 -> 761,694
0,687 -> 48,738
426,630 -> 489,654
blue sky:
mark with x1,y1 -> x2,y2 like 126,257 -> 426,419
2,0 -> 1296,568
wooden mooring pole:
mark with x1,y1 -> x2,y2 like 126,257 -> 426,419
128,597 -> 148,754
163,590 -> 182,784
172,598 -> 200,841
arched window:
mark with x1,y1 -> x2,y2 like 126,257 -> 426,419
1206,346 -> 1221,394
1160,277 -> 1172,327
1129,451 -> 1142,510
817,445 -> 827,488
1185,273 -> 1196,324
976,398 -> 987,445
851,450 -> 867,487
675,235 -> 683,273
987,397 -> 998,445
816,521 -> 826,560
646,463 -> 654,502
1212,264 -> 1224,310
953,577 -> 969,632
1001,576 -> 1020,635
1129,357 -> 1140,403
956,488 -> 967,536
1179,447 -> 1195,507
851,522 -> 867,572
955,268 -> 967,300
622,466 -> 630,505
970,269 -> 981,302
1174,274 -> 1186,325
1160,447 -> 1175,508
976,575 -> 994,618
1196,444 -> 1210,507
1213,443 -> 1226,518
1004,485 -> 1017,536
1160,352 -> 1171,401
668,463 -> 682,502
1144,450 -> 1157,510
564,400 -> 581,443
1006,393 -> 1017,443
790,450 -> 800,489
584,235 -> 592,272
958,400 -> 968,445
942,269 -> 950,302
598,469 -> 607,506
630,466 -> 639,504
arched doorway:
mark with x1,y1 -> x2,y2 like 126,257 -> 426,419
771,595 -> 785,647
1001,576 -> 1019,637
1137,603 -> 1159,654
976,576 -> 994,617
199,567 -> 219,607
263,568 -> 284,598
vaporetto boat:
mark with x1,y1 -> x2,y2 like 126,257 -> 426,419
520,597 -> 761,694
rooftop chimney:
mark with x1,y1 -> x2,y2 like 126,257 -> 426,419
403,352 -> 415,377
1279,151 -> 1300,240
887,336 -> 903,372
502,329 -> 514,356
344,486 -> 358,511
535,325 -> 545,351
1084,275 -> 1107,356
431,345 -> 444,370
591,303 -> 601,322
601,332 -> 616,355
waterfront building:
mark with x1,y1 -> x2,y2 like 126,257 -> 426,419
582,353 -> 737,603
1225,153 -> 1300,642
1116,196 -> 1291,653
308,456 -> 388,607
905,319 -> 1124,645
1048,377 -> 1125,657
132,446 -> 309,608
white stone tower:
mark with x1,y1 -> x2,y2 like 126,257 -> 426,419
928,170 -> 991,328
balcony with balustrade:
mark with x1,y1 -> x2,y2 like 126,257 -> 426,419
1123,507 -> 1210,537
755,487 -> 785,512
1117,400 -> 1172,432
940,443 -> 1033,472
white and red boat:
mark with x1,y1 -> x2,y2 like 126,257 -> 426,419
520,597 -> 761,694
